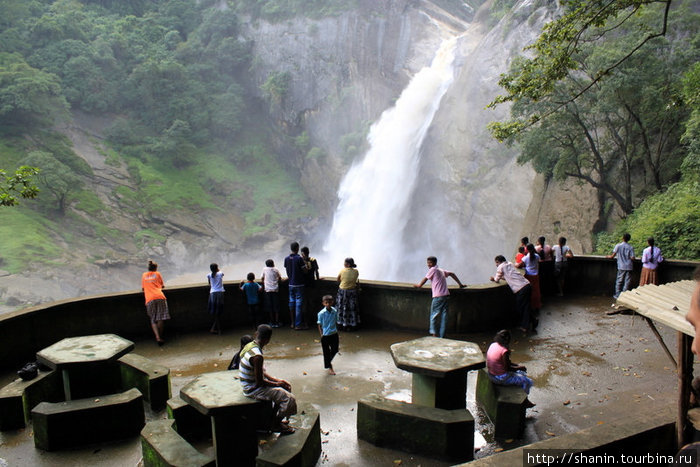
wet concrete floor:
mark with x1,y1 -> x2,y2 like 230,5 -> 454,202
0,295 -> 685,466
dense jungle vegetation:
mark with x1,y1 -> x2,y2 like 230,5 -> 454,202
489,0 -> 700,260
0,0 -> 353,273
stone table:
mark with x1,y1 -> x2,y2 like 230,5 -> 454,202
180,371 -> 266,466
36,334 -> 134,400
390,336 -> 485,410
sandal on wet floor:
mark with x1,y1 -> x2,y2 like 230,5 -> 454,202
277,424 -> 295,435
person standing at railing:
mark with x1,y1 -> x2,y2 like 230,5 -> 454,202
207,263 -> 225,335
607,233 -> 635,299
640,237 -> 663,286
552,237 -> 574,296
491,255 -> 534,333
414,256 -> 467,338
141,260 -> 170,346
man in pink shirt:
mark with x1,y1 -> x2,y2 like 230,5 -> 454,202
414,256 -> 467,338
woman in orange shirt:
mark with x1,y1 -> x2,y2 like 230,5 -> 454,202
141,260 -> 170,345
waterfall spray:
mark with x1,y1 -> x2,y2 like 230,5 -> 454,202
322,36 -> 460,281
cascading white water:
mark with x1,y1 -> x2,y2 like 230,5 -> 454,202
322,36 -> 459,281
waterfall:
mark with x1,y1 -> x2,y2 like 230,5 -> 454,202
322,36 -> 459,282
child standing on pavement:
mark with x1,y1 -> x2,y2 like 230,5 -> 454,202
207,263 -> 225,335
240,273 -> 262,327
317,295 -> 339,375
261,259 -> 282,327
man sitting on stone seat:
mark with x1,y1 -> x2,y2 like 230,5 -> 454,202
239,324 -> 297,434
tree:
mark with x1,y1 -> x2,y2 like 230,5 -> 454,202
512,17 -> 693,219
209,85 -> 245,138
148,120 -> 197,168
0,52 -> 68,129
23,151 -> 82,214
0,166 -> 39,206
489,0 -> 675,140
680,62 -> 700,180
261,71 -> 291,109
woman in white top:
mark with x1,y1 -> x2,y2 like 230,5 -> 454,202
261,259 -> 282,327
207,263 -> 225,334
640,237 -> 663,286
551,237 -> 573,296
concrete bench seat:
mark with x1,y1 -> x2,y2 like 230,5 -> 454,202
119,353 -> 171,411
257,403 -> 321,467
475,368 -> 527,439
0,370 -> 62,430
141,419 -> 215,467
357,394 -> 474,461
31,387 -> 145,450
167,394 -> 212,440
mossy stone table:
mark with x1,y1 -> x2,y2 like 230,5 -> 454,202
36,333 -> 134,401
180,371 -> 266,467
390,336 -> 485,410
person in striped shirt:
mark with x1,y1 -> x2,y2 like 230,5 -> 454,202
239,324 -> 297,434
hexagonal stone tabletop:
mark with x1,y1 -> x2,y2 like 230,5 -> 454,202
180,370 -> 260,416
390,336 -> 485,377
37,334 -> 134,369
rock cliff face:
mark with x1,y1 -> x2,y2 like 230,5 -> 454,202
240,0 -> 598,281
240,1 -> 469,214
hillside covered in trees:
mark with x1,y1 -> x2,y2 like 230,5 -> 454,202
0,0 -> 698,311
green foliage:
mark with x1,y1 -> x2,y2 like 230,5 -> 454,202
490,0 -> 671,119
306,147 -> 325,160
234,0 -> 357,22
1,0 -> 252,158
486,0 -> 520,27
0,166 -> 39,206
503,5 -> 697,219
680,62 -> 700,179
134,228 -> 166,247
261,71 -> 291,107
0,206 -> 61,273
339,129 -> 368,160
126,157 -> 216,212
73,189 -> 105,216
0,52 -> 68,129
23,150 -> 83,213
0,0 -> 319,269
0,208 -> 62,272
148,119 -> 197,168
594,179 -> 700,260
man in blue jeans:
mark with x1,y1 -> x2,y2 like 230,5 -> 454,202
284,242 -> 307,329
608,233 -> 635,299
414,256 -> 467,338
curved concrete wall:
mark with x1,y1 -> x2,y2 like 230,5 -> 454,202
1,257 -> 697,371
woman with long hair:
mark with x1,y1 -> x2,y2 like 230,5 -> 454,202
640,237 -> 664,286
486,329 -> 535,402
207,263 -> 225,334
336,258 -> 360,332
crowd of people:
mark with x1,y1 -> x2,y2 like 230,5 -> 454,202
139,234 -> 676,434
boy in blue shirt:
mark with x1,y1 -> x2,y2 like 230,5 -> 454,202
240,272 -> 262,326
317,295 -> 339,375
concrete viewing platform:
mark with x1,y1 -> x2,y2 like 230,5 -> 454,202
0,295 -> 686,466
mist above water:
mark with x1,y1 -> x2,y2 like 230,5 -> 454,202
321,36 -> 460,282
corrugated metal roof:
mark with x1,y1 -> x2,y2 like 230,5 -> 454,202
616,280 -> 695,336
